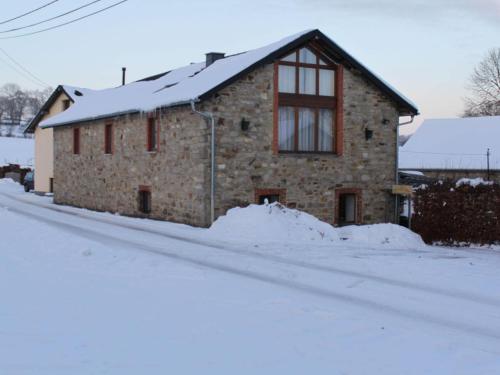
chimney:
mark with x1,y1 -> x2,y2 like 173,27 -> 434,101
122,67 -> 126,86
205,52 -> 225,67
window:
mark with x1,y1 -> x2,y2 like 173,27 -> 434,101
275,46 -> 342,154
147,117 -> 158,152
62,99 -> 71,110
339,194 -> 357,224
255,188 -> 286,205
278,65 -> 295,93
278,107 -> 294,151
258,194 -> 280,204
336,189 -> 361,226
138,187 -> 151,214
104,123 -> 113,154
73,127 -> 80,154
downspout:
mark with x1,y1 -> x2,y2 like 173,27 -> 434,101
191,100 -> 216,225
395,114 -> 415,224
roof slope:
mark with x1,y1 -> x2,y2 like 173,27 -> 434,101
24,85 -> 90,133
399,116 -> 500,170
41,29 -> 418,128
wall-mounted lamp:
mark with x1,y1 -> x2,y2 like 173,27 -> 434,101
365,128 -> 373,140
241,118 -> 250,131
382,118 -> 390,125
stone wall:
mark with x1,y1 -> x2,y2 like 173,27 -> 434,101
53,62 -> 400,227
202,64 -> 399,225
53,108 -> 210,226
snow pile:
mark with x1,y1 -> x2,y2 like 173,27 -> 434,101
0,136 -> 34,167
338,223 -> 424,250
208,203 -> 340,243
208,202 -> 425,249
456,177 -> 494,187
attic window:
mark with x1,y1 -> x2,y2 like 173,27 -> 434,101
275,44 -> 343,154
62,99 -> 70,110
74,90 -> 83,96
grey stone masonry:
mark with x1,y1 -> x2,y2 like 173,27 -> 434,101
53,108 -> 211,226
53,62 -> 400,227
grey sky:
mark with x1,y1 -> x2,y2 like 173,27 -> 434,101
0,0 -> 498,134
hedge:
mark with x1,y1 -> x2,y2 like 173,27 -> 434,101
412,180 -> 500,246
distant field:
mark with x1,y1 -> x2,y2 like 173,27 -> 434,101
0,136 -> 34,167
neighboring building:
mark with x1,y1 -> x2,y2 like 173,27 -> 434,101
40,29 -> 418,227
399,116 -> 500,183
24,85 -> 87,193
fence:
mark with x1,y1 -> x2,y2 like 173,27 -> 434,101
412,180 -> 500,245
0,164 -> 32,185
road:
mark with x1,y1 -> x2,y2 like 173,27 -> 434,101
2,189 -> 500,344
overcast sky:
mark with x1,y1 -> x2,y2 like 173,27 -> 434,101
0,0 -> 499,134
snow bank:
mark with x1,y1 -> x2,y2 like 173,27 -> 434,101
0,136 -> 34,167
338,223 -> 424,250
208,203 -> 339,243
207,202 -> 425,249
456,177 -> 494,187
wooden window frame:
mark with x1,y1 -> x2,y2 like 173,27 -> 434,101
255,188 -> 287,205
104,122 -> 113,155
335,188 -> 362,225
273,44 -> 344,155
138,185 -> 152,214
146,115 -> 159,152
73,127 -> 80,155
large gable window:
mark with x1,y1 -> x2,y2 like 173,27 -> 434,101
274,46 -> 343,154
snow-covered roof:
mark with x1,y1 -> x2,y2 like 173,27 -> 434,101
61,85 -> 93,102
399,116 -> 500,170
24,84 -> 88,133
41,29 -> 418,128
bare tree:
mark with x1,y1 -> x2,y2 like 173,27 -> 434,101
26,87 -> 52,118
463,48 -> 500,117
0,83 -> 29,124
0,83 -> 53,136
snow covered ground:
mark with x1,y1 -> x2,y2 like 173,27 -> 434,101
0,136 -> 34,167
1,179 -> 500,374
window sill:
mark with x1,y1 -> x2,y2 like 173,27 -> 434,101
146,150 -> 158,154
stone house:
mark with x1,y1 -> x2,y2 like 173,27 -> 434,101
41,29 -> 418,227
399,116 -> 500,184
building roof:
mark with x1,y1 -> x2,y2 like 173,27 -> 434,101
399,116 -> 500,171
24,85 -> 90,133
40,29 -> 418,129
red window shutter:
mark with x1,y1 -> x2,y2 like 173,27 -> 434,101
104,123 -> 113,154
73,128 -> 80,154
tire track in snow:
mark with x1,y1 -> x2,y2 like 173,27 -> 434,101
3,191 -> 500,310
3,199 -> 500,342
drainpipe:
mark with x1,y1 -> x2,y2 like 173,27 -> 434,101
191,100 -> 216,225
395,115 -> 415,224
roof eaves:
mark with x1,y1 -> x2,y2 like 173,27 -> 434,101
41,109 -> 140,129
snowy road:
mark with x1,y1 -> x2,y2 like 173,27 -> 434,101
1,181 -> 500,374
